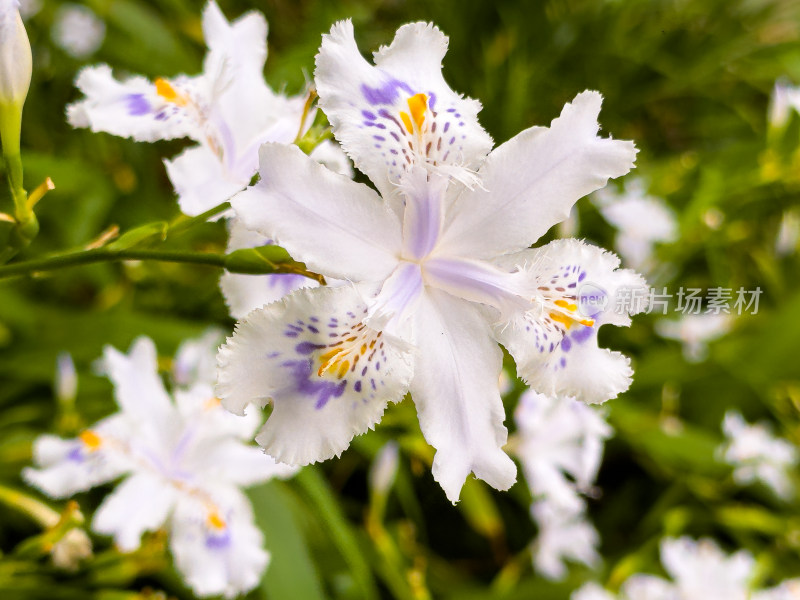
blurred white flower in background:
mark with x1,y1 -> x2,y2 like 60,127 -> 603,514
719,410 -> 798,500
51,4 -> 105,59
769,80 -> 800,129
776,209 -> 800,257
513,390 -> 612,578
655,313 -> 732,362
24,334 -> 297,598
18,0 -> 40,18
573,537 -> 800,599
593,178 -> 678,273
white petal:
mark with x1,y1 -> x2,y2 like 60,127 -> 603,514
92,472 -> 177,551
495,240 -> 647,404
173,328 -> 226,388
658,537 -> 755,599
217,285 -> 414,464
67,65 -> 204,142
571,583 -> 617,600
308,139 -> 354,178
439,91 -> 637,259
514,391 -> 611,511
202,439 -> 299,487
232,143 -> 403,282
100,337 -> 176,425
170,493 -> 268,599
164,145 -> 247,216
409,289 -> 516,503
621,576 -> 675,600
219,218 -> 318,320
753,579 -> 800,600
201,0 -> 305,156
531,500 -> 600,580
315,20 -> 492,197
22,429 -> 129,498
202,1 -> 267,82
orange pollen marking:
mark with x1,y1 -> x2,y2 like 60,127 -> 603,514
549,311 -> 573,329
204,397 -> 221,410
407,93 -> 427,129
399,93 -> 428,134
554,299 -> 577,312
79,430 -> 102,451
336,361 -> 351,379
399,111 -> 414,134
155,78 -> 188,106
318,348 -> 344,376
360,344 -> 367,355
579,318 -> 595,327
206,511 -> 226,530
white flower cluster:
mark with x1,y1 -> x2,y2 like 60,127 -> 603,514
24,334 -> 296,598
514,390 -> 612,579
573,536 -> 800,600
718,410 -> 798,500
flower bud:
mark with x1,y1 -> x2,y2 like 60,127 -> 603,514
0,1 -> 32,108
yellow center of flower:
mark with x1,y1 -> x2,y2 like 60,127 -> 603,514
206,510 -> 226,530
549,298 -> 594,329
400,93 -> 428,134
317,327 -> 383,379
79,430 -> 102,451
155,78 -> 188,106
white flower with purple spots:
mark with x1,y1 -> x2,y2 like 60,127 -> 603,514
315,21 -> 493,195
217,21 -> 641,503
66,1 -> 309,216
24,336 -> 296,599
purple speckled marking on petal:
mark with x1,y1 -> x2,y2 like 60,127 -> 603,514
578,271 -> 587,282
296,342 -> 325,355
66,446 -> 84,462
282,360 -> 347,409
267,273 -> 308,297
361,78 -> 413,105
560,357 -> 567,368
205,528 -> 232,550
374,135 -> 386,141
125,93 -> 150,116
571,326 -> 594,343
428,92 -> 437,112
362,109 -> 376,120
354,380 -> 362,392
560,337 -> 572,353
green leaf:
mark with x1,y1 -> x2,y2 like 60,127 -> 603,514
295,468 -> 379,600
248,481 -> 327,600
107,221 -> 168,250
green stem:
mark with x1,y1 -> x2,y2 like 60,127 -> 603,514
0,105 -> 27,218
0,484 -> 59,528
0,248 -> 225,279
0,246 -> 325,283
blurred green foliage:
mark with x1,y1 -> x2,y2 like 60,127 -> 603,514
1,0 -> 800,598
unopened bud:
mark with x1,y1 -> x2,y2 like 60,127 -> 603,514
0,1 -> 32,109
